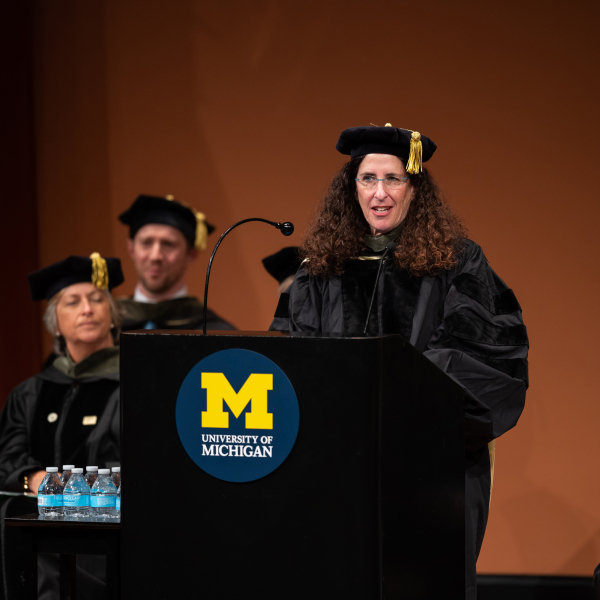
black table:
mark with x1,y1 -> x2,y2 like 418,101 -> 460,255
5,513 -> 120,600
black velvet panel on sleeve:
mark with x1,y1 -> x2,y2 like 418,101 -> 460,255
444,312 -> 529,347
431,330 -> 529,381
452,272 -> 521,315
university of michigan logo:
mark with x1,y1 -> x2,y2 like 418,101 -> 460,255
175,349 -> 300,482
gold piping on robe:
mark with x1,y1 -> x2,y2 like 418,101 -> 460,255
301,256 -> 386,265
165,318 -> 196,326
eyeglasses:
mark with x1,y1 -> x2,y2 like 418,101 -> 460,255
355,175 -> 409,189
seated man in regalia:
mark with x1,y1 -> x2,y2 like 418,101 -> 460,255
118,194 -> 235,331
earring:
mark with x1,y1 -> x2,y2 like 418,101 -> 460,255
54,332 -> 60,337
110,323 -> 115,329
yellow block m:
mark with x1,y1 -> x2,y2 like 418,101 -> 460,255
201,373 -> 273,429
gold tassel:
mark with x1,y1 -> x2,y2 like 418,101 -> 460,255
194,212 -> 208,251
89,252 -> 109,289
405,131 -> 423,174
165,195 -> 207,251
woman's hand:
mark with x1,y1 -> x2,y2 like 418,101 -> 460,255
26,470 -> 46,494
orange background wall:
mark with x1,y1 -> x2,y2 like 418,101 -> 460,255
8,0 -> 600,576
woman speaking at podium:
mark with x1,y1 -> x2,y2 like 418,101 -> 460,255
269,124 -> 528,598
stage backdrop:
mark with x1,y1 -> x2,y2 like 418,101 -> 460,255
11,0 -> 600,578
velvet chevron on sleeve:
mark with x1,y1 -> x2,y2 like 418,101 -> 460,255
420,241 -> 528,452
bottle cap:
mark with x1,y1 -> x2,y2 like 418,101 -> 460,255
72,468 -> 83,473
46,467 -> 58,472
86,466 -> 98,472
112,467 -> 120,472
62,465 -> 74,470
98,469 -> 110,475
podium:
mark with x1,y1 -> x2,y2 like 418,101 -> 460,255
120,331 -> 465,599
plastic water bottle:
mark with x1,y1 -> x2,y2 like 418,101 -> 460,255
60,465 -> 74,486
111,466 -> 121,489
63,468 -> 91,518
84,466 -> 98,487
90,469 -> 117,519
116,484 -> 121,520
38,467 -> 64,516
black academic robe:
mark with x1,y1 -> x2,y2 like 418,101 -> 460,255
118,296 -> 235,332
269,239 -> 528,599
0,349 -> 120,492
0,348 -> 120,599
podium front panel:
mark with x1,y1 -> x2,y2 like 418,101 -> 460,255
120,331 -> 464,599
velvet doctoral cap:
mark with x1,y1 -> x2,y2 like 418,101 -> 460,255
28,254 -> 124,301
336,124 -> 436,173
262,247 -> 302,283
119,194 -> 215,251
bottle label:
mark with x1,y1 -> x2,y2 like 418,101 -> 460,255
91,496 -> 116,508
63,494 -> 90,507
116,498 -> 121,511
38,495 -> 63,507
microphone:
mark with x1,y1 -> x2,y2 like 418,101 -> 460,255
203,218 -> 294,335
363,241 -> 397,335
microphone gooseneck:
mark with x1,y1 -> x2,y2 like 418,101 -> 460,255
363,241 -> 397,335
203,218 -> 295,335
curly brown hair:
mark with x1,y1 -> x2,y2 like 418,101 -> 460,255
301,156 -> 467,278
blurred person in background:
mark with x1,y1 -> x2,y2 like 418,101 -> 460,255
0,253 -> 123,599
262,246 -> 302,295
118,194 -> 235,331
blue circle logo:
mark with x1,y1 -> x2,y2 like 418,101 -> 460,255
175,349 -> 300,482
